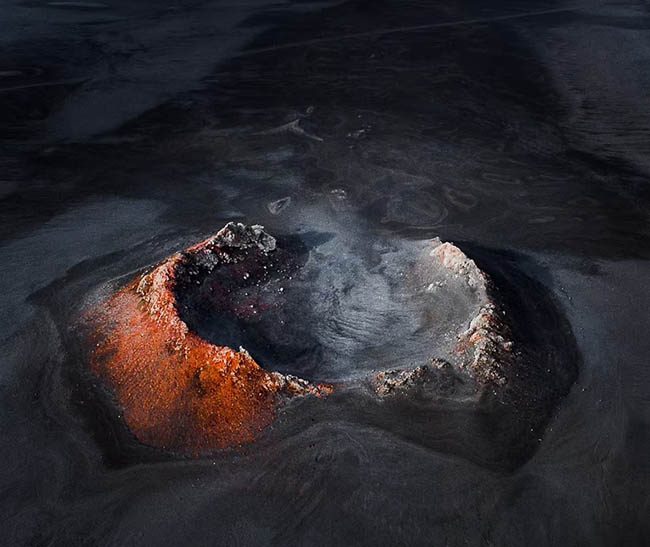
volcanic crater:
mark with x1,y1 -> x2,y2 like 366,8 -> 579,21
88,222 -> 577,462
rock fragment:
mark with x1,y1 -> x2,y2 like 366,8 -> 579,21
373,360 -> 461,398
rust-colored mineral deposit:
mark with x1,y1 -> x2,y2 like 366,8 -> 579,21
89,223 -> 330,455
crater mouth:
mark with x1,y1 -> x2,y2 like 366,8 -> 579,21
174,233 -> 315,379
175,228 -> 488,385
87,222 -> 577,460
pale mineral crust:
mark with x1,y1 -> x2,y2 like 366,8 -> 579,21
373,239 -> 516,397
432,239 -> 515,387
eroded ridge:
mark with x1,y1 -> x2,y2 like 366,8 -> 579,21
373,239 -> 516,397
89,223 -> 330,455
434,239 -> 514,386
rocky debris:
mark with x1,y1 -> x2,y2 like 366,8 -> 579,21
456,302 -> 513,386
270,372 -> 334,398
369,239 -> 517,401
373,360 -> 461,397
175,222 -> 277,278
430,239 -> 515,388
212,222 -> 277,253
431,239 -> 488,292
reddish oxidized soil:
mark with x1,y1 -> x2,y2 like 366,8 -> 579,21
89,224 -> 330,455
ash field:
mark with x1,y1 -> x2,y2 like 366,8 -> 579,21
1,1 -> 650,546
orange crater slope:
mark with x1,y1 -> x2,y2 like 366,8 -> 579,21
88,223 -> 331,455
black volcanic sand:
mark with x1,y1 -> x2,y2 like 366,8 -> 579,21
1,0 -> 650,545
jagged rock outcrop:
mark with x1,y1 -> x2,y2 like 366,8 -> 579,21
372,239 -> 516,397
